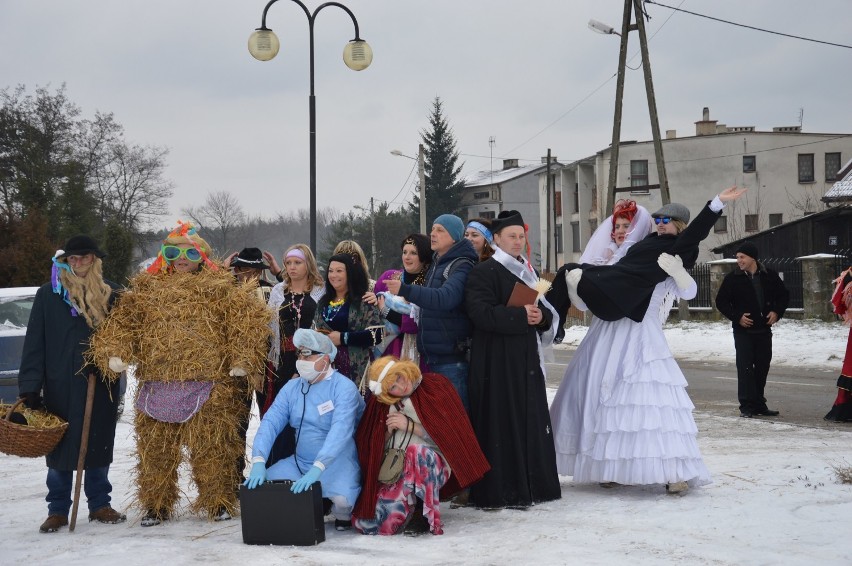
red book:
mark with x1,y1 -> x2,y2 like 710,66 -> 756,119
507,282 -> 538,307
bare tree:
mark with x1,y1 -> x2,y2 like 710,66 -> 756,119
91,143 -> 174,231
785,185 -> 827,217
182,190 -> 245,254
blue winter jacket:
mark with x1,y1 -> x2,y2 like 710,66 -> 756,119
398,238 -> 478,365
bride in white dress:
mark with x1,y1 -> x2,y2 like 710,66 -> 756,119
550,200 -> 711,493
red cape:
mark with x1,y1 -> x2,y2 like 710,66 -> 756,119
352,372 -> 490,520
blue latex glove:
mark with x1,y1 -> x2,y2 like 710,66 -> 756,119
291,465 -> 323,493
243,462 -> 267,490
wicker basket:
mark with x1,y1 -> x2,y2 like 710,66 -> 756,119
0,399 -> 69,458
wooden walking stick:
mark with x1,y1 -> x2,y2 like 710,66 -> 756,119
69,373 -> 96,532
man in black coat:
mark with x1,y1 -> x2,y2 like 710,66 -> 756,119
18,236 -> 126,533
715,241 -> 789,418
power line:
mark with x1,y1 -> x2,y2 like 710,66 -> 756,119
497,0 -> 686,160
645,0 -> 852,50
385,159 -> 418,211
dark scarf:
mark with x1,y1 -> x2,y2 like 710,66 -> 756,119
352,372 -> 490,519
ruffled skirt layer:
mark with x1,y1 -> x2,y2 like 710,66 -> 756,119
551,314 -> 711,487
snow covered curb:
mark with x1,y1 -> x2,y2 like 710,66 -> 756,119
555,318 -> 847,370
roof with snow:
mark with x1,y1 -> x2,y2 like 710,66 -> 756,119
823,157 -> 852,202
464,161 -> 560,188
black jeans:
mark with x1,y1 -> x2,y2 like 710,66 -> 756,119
733,331 -> 772,413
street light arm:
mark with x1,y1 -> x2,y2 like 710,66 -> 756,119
390,149 -> 414,159
314,2 -> 363,40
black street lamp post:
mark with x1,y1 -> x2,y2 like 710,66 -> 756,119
248,0 -> 372,253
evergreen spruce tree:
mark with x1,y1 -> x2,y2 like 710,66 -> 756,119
409,97 -> 465,224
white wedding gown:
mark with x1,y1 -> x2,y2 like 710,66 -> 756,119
550,277 -> 712,487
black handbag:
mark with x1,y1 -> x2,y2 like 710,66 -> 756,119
377,418 -> 414,484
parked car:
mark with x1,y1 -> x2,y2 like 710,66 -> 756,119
0,287 -> 38,404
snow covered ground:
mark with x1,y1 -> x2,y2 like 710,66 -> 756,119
2,319 -> 850,565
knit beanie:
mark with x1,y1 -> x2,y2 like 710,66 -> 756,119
735,241 -> 759,260
433,214 -> 464,242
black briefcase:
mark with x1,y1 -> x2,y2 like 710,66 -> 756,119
239,480 -> 326,546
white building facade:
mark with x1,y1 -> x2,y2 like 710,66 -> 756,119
553,108 -> 852,264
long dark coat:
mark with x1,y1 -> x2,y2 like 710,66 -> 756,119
465,258 -> 561,509
18,282 -> 119,471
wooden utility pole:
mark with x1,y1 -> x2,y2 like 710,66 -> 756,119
606,0 -> 670,215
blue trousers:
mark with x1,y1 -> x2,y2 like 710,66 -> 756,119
46,466 -> 113,516
429,361 -> 470,412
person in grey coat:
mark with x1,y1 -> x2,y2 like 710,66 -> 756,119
18,235 -> 126,533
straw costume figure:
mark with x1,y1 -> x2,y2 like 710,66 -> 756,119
89,221 -> 272,525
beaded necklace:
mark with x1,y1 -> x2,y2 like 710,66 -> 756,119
281,291 -> 306,329
323,296 -> 346,323
404,265 -> 429,287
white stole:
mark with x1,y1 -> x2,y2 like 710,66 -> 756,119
491,247 -> 558,375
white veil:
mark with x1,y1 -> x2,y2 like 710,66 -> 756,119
580,205 -> 653,266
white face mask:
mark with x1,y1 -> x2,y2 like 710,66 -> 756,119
296,358 -> 328,383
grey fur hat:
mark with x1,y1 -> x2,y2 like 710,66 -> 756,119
652,202 -> 690,223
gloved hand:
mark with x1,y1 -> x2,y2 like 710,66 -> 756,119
657,253 -> 694,290
243,462 -> 267,489
229,367 -> 247,377
291,465 -> 323,493
108,357 -> 128,373
20,392 -> 42,410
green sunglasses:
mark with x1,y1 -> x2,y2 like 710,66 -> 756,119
162,245 -> 203,262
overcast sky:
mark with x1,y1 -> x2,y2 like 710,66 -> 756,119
2,0 -> 850,229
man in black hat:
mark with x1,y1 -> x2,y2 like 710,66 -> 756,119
18,235 -> 126,533
225,247 -> 275,302
715,241 -> 789,418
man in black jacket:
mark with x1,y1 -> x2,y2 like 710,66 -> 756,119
715,241 -> 789,418
18,236 -> 126,533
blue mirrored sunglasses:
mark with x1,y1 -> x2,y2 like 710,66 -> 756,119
654,217 -> 672,225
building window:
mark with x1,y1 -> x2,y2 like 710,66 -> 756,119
473,191 -> 490,200
630,160 -> 648,186
629,160 -> 649,193
743,155 -> 756,173
714,215 -> 727,233
769,213 -> 783,227
481,210 -> 496,220
554,191 -> 562,217
572,183 -> 579,213
554,224 -> 563,254
571,222 -> 580,253
825,152 -> 841,182
798,154 -> 815,183
745,214 -> 759,232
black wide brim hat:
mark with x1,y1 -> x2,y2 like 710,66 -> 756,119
231,247 -> 269,269
58,235 -> 106,259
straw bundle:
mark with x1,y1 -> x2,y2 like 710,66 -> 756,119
88,268 -> 273,393
86,266 -> 273,518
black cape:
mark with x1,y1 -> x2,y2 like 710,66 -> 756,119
465,258 -> 561,508
18,282 -> 120,471
547,201 -> 721,322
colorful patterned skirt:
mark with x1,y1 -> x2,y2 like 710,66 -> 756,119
353,444 -> 450,535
